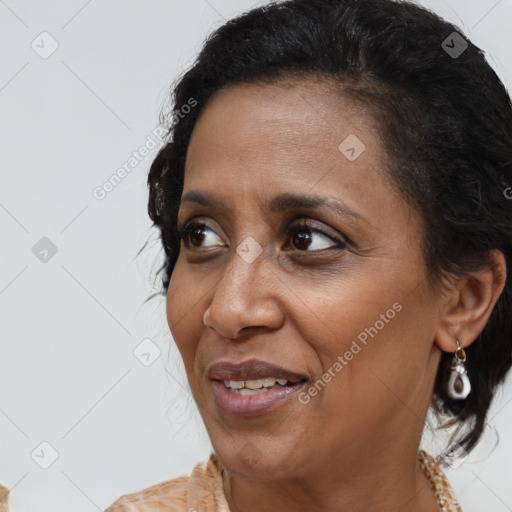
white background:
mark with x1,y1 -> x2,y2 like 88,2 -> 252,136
0,1 -> 511,511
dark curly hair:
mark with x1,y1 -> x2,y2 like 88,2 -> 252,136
143,0 -> 512,459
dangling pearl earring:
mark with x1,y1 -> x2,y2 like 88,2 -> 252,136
447,339 -> 471,400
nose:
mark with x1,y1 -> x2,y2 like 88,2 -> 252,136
203,250 -> 284,341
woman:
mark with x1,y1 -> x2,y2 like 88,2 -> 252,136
102,0 -> 511,511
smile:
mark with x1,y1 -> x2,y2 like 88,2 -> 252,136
210,378 -> 307,417
207,359 -> 309,417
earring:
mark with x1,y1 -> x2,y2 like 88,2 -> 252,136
447,339 -> 471,400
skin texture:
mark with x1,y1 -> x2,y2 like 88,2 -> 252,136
166,78 -> 506,512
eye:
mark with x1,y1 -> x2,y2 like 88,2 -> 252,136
178,221 -> 225,249
177,219 -> 347,253
286,220 -> 346,252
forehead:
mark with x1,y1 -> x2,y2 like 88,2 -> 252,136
184,79 -> 385,194
189,79 -> 379,158
187,81 -> 396,216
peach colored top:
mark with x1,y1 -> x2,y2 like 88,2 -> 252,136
0,451 -> 462,511
0,485 -> 8,512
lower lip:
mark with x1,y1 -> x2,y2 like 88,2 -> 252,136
210,380 -> 307,418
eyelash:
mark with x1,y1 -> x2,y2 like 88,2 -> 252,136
176,219 -> 348,253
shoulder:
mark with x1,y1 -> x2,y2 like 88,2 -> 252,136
104,474 -> 188,512
104,453 -> 227,512
0,483 -> 9,512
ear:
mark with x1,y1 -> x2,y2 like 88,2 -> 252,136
435,249 -> 507,352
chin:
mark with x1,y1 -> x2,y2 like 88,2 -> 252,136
210,433 -> 308,480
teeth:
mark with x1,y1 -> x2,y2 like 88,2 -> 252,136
222,377 -> 293,390
244,379 -> 262,389
245,377 -> 277,389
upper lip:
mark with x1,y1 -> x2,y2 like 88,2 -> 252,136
207,359 -> 308,383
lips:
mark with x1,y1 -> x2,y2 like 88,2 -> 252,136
207,359 -> 308,383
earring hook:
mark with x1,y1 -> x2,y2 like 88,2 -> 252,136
454,339 -> 466,363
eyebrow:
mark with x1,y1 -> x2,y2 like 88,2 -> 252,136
180,190 -> 367,224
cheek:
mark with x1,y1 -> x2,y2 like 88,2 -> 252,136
289,271 -> 404,360
296,271 -> 436,414
165,264 -> 203,363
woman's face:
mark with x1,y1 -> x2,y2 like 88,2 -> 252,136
166,78 -> 444,480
